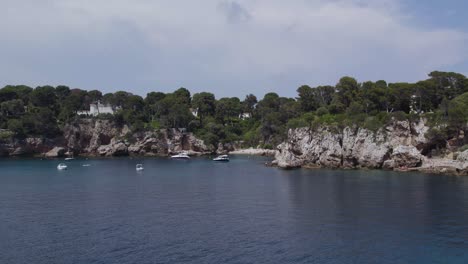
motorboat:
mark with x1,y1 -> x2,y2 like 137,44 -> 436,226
171,152 -> 190,159
82,164 -> 91,167
136,164 -> 144,171
213,155 -> 229,162
57,163 -> 68,170
65,151 -> 75,160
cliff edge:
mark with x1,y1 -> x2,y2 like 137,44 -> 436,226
272,119 -> 468,176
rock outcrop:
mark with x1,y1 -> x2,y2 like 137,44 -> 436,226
44,147 -> 66,158
274,119 -> 439,170
457,150 -> 468,162
0,119 -> 211,157
273,118 -> 468,175
391,146 -> 423,168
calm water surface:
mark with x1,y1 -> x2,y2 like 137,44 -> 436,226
0,156 -> 467,264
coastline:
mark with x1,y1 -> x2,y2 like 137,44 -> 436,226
270,156 -> 468,176
228,148 -> 276,157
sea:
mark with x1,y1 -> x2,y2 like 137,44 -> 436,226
0,156 -> 467,264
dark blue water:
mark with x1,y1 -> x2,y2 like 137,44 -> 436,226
1,156 -> 467,264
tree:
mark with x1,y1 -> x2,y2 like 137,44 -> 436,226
102,93 -> 115,105
0,85 -> 33,104
113,91 -> 131,108
124,95 -> 145,111
88,90 -> 103,103
242,94 -> 257,116
256,93 -> 280,119
429,71 -> 467,100
0,99 -> 24,117
192,92 -> 216,125
314,86 -> 335,107
448,92 -> 468,130
297,85 -> 316,112
335,76 -> 359,107
145,92 -> 167,120
30,86 -> 57,109
174,87 -> 191,105
55,85 -> 71,101
145,92 -> 166,105
215,97 -> 241,125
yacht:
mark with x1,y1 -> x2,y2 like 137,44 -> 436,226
213,155 -> 229,162
57,163 -> 68,170
171,152 -> 190,159
136,164 -> 144,171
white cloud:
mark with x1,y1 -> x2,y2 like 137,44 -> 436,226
0,0 -> 467,97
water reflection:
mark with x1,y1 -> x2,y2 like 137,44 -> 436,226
282,168 -> 468,263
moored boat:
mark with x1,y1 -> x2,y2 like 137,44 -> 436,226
136,164 -> 144,171
57,163 -> 68,170
171,152 -> 190,159
213,155 -> 229,162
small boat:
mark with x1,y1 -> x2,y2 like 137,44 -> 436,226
82,164 -> 91,167
136,164 -> 144,171
57,163 -> 68,170
213,155 -> 229,162
65,151 -> 75,160
171,152 -> 190,160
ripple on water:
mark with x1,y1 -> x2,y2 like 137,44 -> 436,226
0,157 -> 467,264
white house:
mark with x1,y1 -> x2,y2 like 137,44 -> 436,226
77,102 -> 117,116
190,108 -> 199,117
239,112 -> 252,120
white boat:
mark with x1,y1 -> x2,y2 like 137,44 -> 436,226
213,155 -> 229,162
57,163 -> 68,170
82,164 -> 91,167
136,164 -> 144,171
65,151 -> 75,160
171,152 -> 190,159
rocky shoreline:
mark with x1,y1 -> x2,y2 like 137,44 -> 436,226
1,118 -> 467,176
228,148 -> 276,156
0,120 -> 211,158
270,119 -> 468,176
0,119 -> 270,159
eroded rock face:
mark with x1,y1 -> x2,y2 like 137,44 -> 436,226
457,150 -> 468,162
274,118 -> 430,170
61,120 -> 210,157
45,147 -> 66,158
0,119 -> 212,157
391,145 -> 423,168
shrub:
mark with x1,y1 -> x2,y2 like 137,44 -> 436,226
426,127 -> 448,150
262,143 -> 274,150
316,107 -> 329,117
0,130 -> 14,142
287,117 -> 308,129
391,111 -> 408,121
459,145 -> 468,152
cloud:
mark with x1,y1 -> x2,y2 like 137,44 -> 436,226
218,1 -> 251,24
0,0 -> 467,97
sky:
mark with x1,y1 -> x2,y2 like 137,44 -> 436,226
1,0 -> 467,98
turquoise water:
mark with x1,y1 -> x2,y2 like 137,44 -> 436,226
1,156 -> 467,264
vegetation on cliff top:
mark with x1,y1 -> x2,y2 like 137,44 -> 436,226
1,71 -> 467,150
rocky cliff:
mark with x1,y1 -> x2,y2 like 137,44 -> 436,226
272,119 -> 468,176
0,119 -> 211,157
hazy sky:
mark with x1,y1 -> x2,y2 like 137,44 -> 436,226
1,0 -> 467,98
